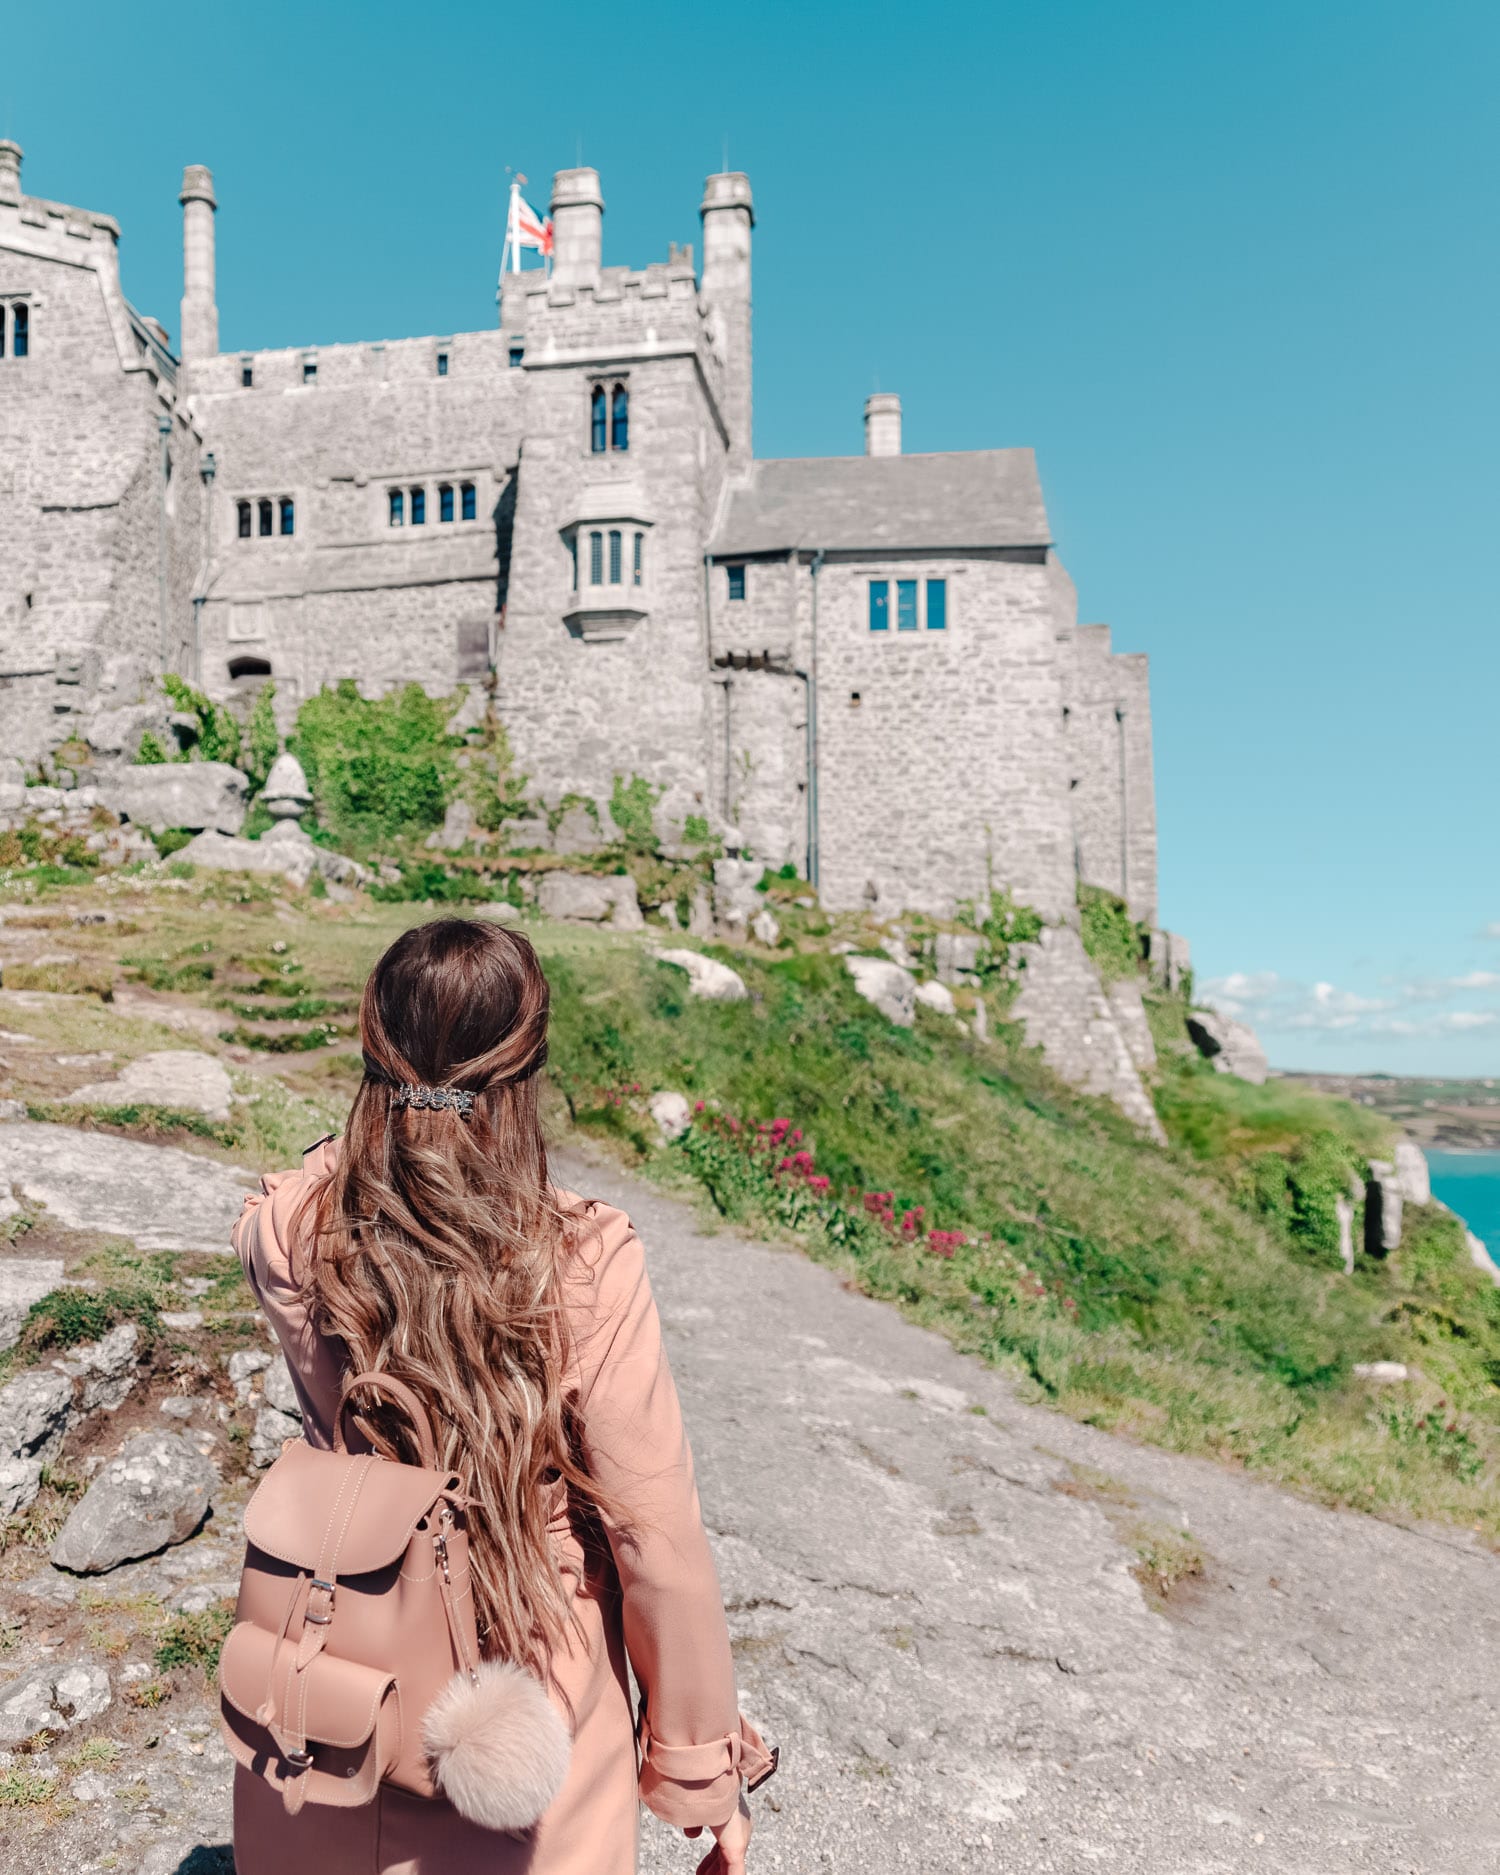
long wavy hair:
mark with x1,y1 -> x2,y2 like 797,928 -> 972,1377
305,917 -> 604,1675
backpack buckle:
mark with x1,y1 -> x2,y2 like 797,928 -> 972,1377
305,1577 -> 336,1625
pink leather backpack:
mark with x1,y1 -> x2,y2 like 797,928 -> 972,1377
220,1370 -> 571,1831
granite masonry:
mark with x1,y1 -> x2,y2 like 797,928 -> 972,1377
0,141 -> 1187,1125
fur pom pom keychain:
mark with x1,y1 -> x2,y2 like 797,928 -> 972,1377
423,1660 -> 573,1832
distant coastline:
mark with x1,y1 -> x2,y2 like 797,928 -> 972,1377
1284,1073 -> 1500,1152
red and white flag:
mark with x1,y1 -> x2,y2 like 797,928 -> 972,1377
504,176 -> 552,272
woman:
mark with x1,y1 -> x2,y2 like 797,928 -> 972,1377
231,916 -> 774,1874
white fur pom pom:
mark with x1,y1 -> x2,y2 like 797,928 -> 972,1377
422,1660 -> 571,1832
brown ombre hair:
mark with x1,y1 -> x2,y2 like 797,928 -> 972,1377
306,917 -> 602,1674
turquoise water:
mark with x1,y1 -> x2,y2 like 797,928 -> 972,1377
1425,1151 -> 1500,1251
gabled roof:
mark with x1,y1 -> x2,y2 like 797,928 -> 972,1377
709,448 -> 1051,556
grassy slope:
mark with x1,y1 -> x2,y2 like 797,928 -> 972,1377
539,926 -> 1500,1537
1,881 -> 1496,1542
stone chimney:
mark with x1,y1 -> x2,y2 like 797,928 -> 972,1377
0,141 -> 22,207
700,171 -> 755,465
179,164 -> 219,361
864,392 -> 902,457
550,168 -> 603,289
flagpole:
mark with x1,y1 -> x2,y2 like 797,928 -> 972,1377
502,178 -> 517,277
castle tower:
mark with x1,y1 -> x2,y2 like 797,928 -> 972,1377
179,164 -> 218,361
550,168 -> 603,288
700,171 -> 754,466
864,392 -> 902,457
0,141 -> 21,207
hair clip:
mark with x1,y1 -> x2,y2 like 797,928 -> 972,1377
393,1083 -> 476,1119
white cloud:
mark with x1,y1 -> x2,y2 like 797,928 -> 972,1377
1201,974 -> 1393,1033
1200,970 -> 1499,1043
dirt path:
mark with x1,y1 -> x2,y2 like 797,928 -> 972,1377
5,1142 -> 1496,1874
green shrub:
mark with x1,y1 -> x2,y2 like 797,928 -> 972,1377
135,730 -> 170,765
291,680 -> 456,846
17,1285 -> 161,1359
150,828 -> 194,858
955,889 -> 1045,980
154,1602 -> 235,1676
245,682 -> 280,791
1078,884 -> 1144,983
609,774 -> 664,855
456,702 -> 530,831
164,674 -> 241,766
368,860 -> 513,903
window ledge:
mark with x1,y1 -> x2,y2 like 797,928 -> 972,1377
563,600 -> 649,644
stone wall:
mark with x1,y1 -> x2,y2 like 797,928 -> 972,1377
805,553 -> 1076,920
188,329 -> 521,716
711,665 -> 806,866
1058,598 -> 1159,926
0,163 -> 203,767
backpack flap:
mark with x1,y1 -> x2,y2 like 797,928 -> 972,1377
243,1441 -> 461,1576
220,1620 -> 402,1811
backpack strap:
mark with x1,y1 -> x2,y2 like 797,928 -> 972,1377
259,1452 -> 381,1813
335,1370 -> 440,1469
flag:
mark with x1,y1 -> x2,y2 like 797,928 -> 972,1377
510,182 -> 552,259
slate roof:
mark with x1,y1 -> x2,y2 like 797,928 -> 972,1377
709,449 -> 1051,556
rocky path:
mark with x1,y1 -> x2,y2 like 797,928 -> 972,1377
3,1136 -> 1497,1874
570,1149 -> 1499,1875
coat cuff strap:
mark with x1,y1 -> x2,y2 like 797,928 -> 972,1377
638,1711 -> 778,1788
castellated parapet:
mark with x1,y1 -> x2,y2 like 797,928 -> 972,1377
0,144 -> 1160,937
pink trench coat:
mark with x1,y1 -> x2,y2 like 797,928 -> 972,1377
230,1140 -> 772,1875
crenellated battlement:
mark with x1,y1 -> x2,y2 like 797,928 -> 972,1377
187,327 -> 515,397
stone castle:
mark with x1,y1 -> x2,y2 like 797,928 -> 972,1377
0,141 -> 1161,939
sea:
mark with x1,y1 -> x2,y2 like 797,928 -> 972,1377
1425,1150 -> 1500,1254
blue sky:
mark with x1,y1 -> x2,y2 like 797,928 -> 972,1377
6,1 -> 1498,1074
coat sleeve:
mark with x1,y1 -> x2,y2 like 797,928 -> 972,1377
232,1160 -> 346,1449
569,1203 -> 774,1829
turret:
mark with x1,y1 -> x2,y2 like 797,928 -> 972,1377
864,392 -> 902,457
0,141 -> 21,207
179,164 -> 218,361
700,171 -> 754,466
550,169 -> 603,289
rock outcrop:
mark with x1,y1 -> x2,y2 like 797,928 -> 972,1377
0,1367 -> 74,1467
51,1430 -> 217,1573
100,762 -> 248,835
0,1661 -> 111,1744
914,979 -> 957,1018
1186,1007 -> 1269,1085
0,1256 -> 64,1353
846,956 -> 916,1027
536,870 -> 644,931
654,949 -> 749,1003
65,1049 -> 234,1122
52,1322 -> 141,1414
0,1121 -> 254,1252
712,858 -> 763,942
